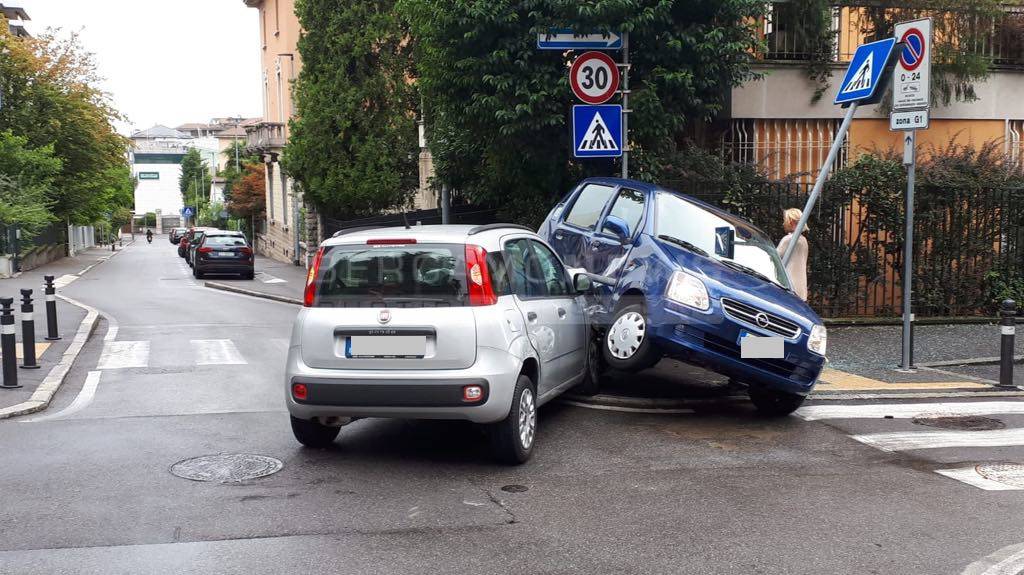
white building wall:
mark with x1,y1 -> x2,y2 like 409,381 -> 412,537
133,162 -> 184,215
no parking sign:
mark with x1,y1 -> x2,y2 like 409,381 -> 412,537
893,18 -> 931,111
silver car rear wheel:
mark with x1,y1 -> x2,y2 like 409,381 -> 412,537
518,387 -> 536,450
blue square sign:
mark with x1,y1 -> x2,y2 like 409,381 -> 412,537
573,105 -> 622,158
834,38 -> 897,105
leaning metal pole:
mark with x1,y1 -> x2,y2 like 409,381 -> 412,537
782,102 -> 859,266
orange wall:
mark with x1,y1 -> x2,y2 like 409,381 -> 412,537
848,119 -> 1007,159
254,0 -> 302,134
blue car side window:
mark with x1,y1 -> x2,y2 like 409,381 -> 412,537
602,188 -> 645,237
563,184 -> 616,230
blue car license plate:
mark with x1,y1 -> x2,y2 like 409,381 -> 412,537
738,330 -> 784,359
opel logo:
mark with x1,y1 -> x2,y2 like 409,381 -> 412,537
378,309 -> 392,324
754,312 -> 771,328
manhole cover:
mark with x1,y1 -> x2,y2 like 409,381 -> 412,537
976,464 -> 1024,488
501,484 -> 529,493
170,454 -> 283,483
911,415 -> 1005,431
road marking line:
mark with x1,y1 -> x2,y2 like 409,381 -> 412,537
23,371 -> 102,423
934,467 -> 1022,491
851,427 -> 1024,452
798,401 -> 1024,421
191,339 -> 247,365
559,399 -> 695,414
961,542 -> 1024,575
53,274 -> 78,288
97,341 -> 150,369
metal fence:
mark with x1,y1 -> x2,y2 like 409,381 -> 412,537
673,181 -> 1024,318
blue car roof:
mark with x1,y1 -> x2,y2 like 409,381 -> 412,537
577,177 -> 772,239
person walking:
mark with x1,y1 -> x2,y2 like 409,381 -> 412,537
777,208 -> 808,301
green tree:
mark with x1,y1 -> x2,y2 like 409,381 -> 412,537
283,0 -> 419,218
402,0 -> 767,223
0,131 -> 60,243
219,141 -> 259,201
179,148 -> 212,213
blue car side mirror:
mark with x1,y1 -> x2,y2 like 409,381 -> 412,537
602,215 -> 630,242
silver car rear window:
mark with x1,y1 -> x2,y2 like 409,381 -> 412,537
313,243 -> 468,307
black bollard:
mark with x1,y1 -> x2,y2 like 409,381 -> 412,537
44,275 -> 60,341
999,299 -> 1017,388
1,298 -> 20,389
19,289 -> 39,370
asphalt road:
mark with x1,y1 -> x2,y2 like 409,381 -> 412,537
3,240 -> 1024,574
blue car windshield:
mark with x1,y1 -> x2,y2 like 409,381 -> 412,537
654,193 -> 791,290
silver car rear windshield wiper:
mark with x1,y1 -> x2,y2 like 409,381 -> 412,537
657,235 -> 708,257
717,259 -> 778,286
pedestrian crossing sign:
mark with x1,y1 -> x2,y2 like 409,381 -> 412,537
573,105 -> 622,158
834,38 -> 897,105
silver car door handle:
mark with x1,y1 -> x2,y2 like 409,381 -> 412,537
527,311 -> 538,322
557,308 -> 567,318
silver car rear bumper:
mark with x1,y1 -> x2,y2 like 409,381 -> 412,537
284,346 -> 522,424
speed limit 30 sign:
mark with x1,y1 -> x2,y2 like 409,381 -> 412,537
570,51 -> 620,104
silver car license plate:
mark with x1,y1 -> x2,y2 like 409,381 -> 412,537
347,335 -> 426,358
739,332 -> 784,359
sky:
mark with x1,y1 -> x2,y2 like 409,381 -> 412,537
19,0 -> 264,135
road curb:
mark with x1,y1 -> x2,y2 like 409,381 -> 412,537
203,281 -> 302,306
0,294 -> 99,420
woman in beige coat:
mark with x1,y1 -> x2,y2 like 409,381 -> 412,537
776,208 -> 808,301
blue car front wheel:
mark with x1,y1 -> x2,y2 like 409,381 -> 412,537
602,302 -> 661,372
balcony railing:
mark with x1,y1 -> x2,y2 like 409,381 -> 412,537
245,121 -> 286,152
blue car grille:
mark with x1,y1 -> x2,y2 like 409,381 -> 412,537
673,325 -> 818,384
720,298 -> 801,339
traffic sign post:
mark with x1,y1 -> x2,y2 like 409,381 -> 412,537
783,38 -> 899,267
570,51 -> 620,104
891,18 -> 931,371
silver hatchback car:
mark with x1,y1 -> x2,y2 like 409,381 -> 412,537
285,224 -> 600,463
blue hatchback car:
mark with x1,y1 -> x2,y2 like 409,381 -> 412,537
539,177 -> 826,415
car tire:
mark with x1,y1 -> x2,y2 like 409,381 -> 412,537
602,302 -> 660,372
491,374 -> 537,465
193,266 -> 203,279
748,387 -> 806,417
290,416 -> 341,448
574,336 -> 603,396
245,270 -> 255,280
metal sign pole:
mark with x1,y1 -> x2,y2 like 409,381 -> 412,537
782,102 -> 858,265
620,32 -> 630,179
900,130 -> 916,370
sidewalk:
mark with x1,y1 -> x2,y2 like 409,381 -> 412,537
203,256 -> 306,304
0,246 -> 120,417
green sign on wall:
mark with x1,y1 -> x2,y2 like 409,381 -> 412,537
138,172 -> 160,180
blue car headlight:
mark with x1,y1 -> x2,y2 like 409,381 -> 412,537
808,324 -> 827,356
666,271 -> 710,311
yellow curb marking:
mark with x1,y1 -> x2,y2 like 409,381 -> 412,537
0,342 -> 52,360
816,368 -> 990,391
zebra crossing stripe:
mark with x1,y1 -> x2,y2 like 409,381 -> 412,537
934,468 -> 1022,491
97,341 -> 150,370
191,339 -> 247,365
851,428 -> 1024,452
797,402 -> 1024,421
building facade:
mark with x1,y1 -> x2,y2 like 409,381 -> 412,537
0,3 -> 30,37
726,4 -> 1024,181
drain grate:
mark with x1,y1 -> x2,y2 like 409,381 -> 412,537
501,484 -> 529,493
170,454 -> 283,483
976,464 -> 1024,489
911,415 -> 1005,431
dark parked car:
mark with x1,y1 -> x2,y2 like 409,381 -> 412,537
169,227 -> 188,244
539,177 -> 826,416
192,231 -> 254,279
178,227 -> 214,259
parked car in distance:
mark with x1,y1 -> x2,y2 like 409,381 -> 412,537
285,224 -> 600,463
193,231 -> 255,279
178,227 -> 214,261
169,227 -> 188,244
539,177 -> 826,416
186,229 -> 212,267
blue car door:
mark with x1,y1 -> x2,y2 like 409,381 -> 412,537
587,186 -> 647,278
548,182 -> 617,269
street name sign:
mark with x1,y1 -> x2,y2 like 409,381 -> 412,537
893,18 -> 932,111
834,38 -> 897,105
572,105 -> 622,158
890,109 -> 929,131
537,29 -> 622,50
570,51 -> 620,104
